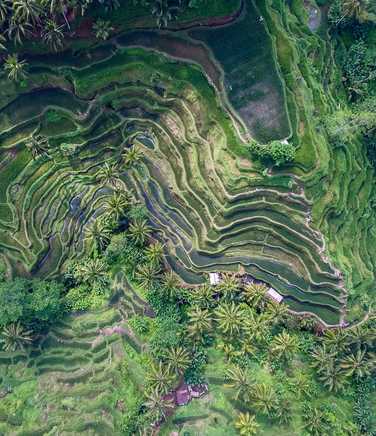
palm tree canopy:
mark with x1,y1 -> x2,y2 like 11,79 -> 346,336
235,412 -> 259,436
215,302 -> 245,337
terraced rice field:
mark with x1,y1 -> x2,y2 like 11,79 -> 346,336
0,272 -> 150,433
5,0 -> 375,326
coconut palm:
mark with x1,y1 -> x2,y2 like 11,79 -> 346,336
146,361 -> 175,395
122,145 -> 143,168
343,0 -> 363,20
135,263 -> 160,288
161,270 -> 181,300
302,406 -> 328,436
187,306 -> 212,342
217,273 -> 240,301
339,349 -> 373,378
74,258 -> 109,287
25,134 -> 48,159
347,325 -> 375,348
318,360 -> 348,392
13,0 -> 42,25
97,162 -> 121,187
0,322 -> 33,352
270,330 -> 299,361
265,300 -> 289,323
310,344 -> 335,372
242,312 -> 270,343
191,284 -> 215,308
4,54 -> 28,82
274,398 -> 292,425
7,18 -> 32,45
164,346 -> 190,375
85,219 -> 111,252
0,34 -> 6,51
234,412 -> 259,436
92,19 -> 114,40
129,219 -> 152,246
322,328 -> 347,353
0,1 -> 11,25
242,282 -> 268,309
145,242 -> 164,266
251,383 -> 279,416
152,0 -> 181,28
215,302 -> 245,337
104,192 -> 130,222
144,387 -> 174,423
42,19 -> 65,51
225,366 -> 253,403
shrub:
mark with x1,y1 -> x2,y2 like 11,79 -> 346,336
249,140 -> 296,166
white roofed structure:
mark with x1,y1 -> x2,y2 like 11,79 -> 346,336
209,272 -> 221,286
266,287 -> 283,303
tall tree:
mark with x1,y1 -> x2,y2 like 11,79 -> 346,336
340,349 -> 373,378
164,346 -> 191,375
0,322 -> 33,352
145,242 -> 164,266
129,219 -> 152,246
146,361 -> 175,395
217,273 -> 240,301
85,219 -> 111,253
42,19 -> 65,51
251,383 -> 279,416
4,54 -> 28,82
187,306 -> 212,342
242,282 -> 268,309
135,263 -> 160,288
234,412 -> 259,436
122,145 -> 143,168
144,387 -> 174,423
270,330 -> 299,361
225,366 -> 254,403
215,302 -> 245,337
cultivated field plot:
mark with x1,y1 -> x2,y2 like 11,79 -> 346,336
0,42 -> 345,325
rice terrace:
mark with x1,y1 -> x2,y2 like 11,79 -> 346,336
0,0 -> 375,435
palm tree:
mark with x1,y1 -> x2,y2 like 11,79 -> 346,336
85,219 -> 111,252
251,383 -> 279,416
215,302 -> 245,337
145,242 -> 164,266
302,406 -> 328,436
25,134 -> 48,159
135,263 -> 160,288
343,0 -> 363,20
318,360 -> 347,392
7,18 -> 31,46
270,330 -> 299,361
0,1 -> 10,25
274,399 -> 292,425
13,0 -> 42,25
191,284 -> 215,308
339,349 -> 372,378
234,412 -> 259,436
161,270 -> 181,301
242,282 -> 268,309
187,306 -> 212,342
92,19 -> 114,40
144,387 -> 174,423
346,325 -> 375,348
164,346 -> 190,375
74,258 -> 108,287
146,361 -> 175,395
217,273 -> 240,301
122,145 -> 143,168
151,0 -> 181,28
310,344 -> 335,372
242,312 -> 270,343
97,162 -> 121,187
42,19 -> 65,51
322,328 -> 347,353
225,366 -> 253,403
0,322 -> 33,352
0,34 -> 6,51
4,54 -> 28,82
265,300 -> 289,323
104,192 -> 130,222
129,219 -> 152,246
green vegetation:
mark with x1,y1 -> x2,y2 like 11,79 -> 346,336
0,0 -> 375,434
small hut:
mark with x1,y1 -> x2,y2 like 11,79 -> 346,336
266,287 -> 283,303
209,272 -> 221,286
